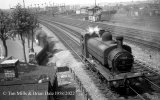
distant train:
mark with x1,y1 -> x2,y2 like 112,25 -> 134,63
80,28 -> 145,88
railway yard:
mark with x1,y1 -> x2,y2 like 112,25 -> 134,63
36,14 -> 160,100
1,14 -> 160,100
40,15 -> 160,70
1,0 -> 160,100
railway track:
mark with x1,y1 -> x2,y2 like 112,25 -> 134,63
40,20 -> 120,100
39,17 -> 160,70
40,19 -> 160,77
42,19 -> 160,76
40,20 -> 160,100
40,16 -> 160,50
40,21 -> 97,100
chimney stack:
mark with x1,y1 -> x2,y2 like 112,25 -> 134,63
116,36 -> 123,49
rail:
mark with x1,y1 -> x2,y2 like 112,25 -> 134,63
135,60 -> 160,76
42,19 -> 160,78
39,17 -> 160,51
41,21 -> 93,100
144,77 -> 160,90
40,20 -> 160,100
128,85 -> 146,100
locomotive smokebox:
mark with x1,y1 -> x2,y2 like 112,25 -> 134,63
116,36 -> 123,49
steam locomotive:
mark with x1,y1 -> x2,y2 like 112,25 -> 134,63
80,27 -> 145,88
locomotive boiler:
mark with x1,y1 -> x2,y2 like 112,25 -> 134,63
81,28 -> 145,88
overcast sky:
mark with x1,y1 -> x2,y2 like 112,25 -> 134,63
0,0 -> 146,9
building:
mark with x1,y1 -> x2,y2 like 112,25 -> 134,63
76,10 -> 81,14
80,7 -> 89,14
88,6 -> 102,22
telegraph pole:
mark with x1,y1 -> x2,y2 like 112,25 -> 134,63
23,0 -> 25,8
95,0 -> 97,6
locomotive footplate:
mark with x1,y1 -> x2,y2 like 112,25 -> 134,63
109,72 -> 143,81
87,58 -> 144,87
108,72 -> 144,87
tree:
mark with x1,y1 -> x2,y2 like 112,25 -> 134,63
0,10 -> 13,57
12,4 -> 32,62
28,11 -> 39,52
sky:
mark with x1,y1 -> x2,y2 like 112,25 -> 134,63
0,0 -> 146,9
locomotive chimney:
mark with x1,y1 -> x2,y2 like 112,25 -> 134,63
116,36 -> 123,49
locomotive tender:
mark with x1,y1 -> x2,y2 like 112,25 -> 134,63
81,27 -> 145,88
